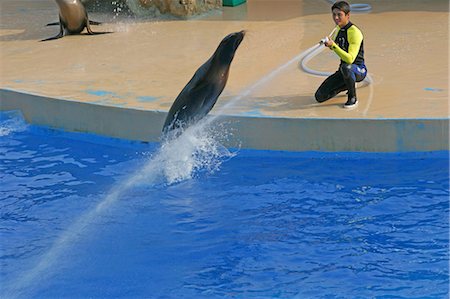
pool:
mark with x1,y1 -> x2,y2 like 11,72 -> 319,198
1,111 -> 449,298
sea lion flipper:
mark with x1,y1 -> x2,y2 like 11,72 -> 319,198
46,22 -> 60,26
41,24 -> 64,42
40,32 -> 64,41
85,20 -> 111,35
84,31 -> 113,36
89,20 -> 102,25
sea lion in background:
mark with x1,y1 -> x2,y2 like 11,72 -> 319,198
42,0 -> 111,41
162,30 -> 246,137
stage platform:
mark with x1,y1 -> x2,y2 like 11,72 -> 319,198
1,0 -> 448,152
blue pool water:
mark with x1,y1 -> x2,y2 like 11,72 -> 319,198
1,111 -> 449,298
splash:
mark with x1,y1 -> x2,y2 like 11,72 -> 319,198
157,120 -> 235,184
0,111 -> 28,137
123,0 -> 160,18
3,114 -> 234,299
3,31 -> 316,299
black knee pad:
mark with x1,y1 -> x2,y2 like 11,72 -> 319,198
315,90 -> 326,103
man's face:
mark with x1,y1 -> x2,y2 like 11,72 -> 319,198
332,8 -> 350,27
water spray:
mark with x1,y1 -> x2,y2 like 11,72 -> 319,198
3,117 -> 232,299
212,1 -> 373,117
3,4 -> 376,297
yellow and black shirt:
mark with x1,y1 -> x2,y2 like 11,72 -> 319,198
330,22 -> 365,66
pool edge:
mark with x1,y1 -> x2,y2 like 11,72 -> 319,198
1,88 -> 449,152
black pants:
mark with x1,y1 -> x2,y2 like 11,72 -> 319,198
315,63 -> 367,103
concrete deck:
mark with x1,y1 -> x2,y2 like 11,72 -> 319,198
1,0 -> 449,151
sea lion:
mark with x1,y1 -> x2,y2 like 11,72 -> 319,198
42,0 -> 111,41
162,30 -> 245,136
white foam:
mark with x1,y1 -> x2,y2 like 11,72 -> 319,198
0,112 -> 28,137
4,36 -> 316,298
3,114 -> 235,299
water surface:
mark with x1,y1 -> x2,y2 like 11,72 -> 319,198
1,112 -> 448,298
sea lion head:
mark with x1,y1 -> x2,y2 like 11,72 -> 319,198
215,30 -> 245,65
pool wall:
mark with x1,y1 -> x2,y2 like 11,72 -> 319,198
1,88 -> 449,152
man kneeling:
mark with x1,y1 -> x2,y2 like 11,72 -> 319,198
315,1 -> 367,109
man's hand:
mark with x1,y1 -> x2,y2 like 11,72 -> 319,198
320,36 -> 334,48
324,36 -> 334,48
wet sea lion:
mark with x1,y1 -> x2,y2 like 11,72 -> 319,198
42,0 -> 111,41
162,30 -> 245,136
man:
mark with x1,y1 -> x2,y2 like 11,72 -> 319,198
315,1 -> 367,108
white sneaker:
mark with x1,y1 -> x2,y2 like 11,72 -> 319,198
343,97 -> 358,109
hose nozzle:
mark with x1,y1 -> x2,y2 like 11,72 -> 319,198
319,36 -> 330,45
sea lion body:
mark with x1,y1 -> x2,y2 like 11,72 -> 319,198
162,30 -> 245,136
57,0 -> 89,34
42,0 -> 109,41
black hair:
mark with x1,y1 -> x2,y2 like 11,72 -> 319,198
332,1 -> 351,14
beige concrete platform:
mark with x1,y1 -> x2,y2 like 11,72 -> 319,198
1,0 -> 449,151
